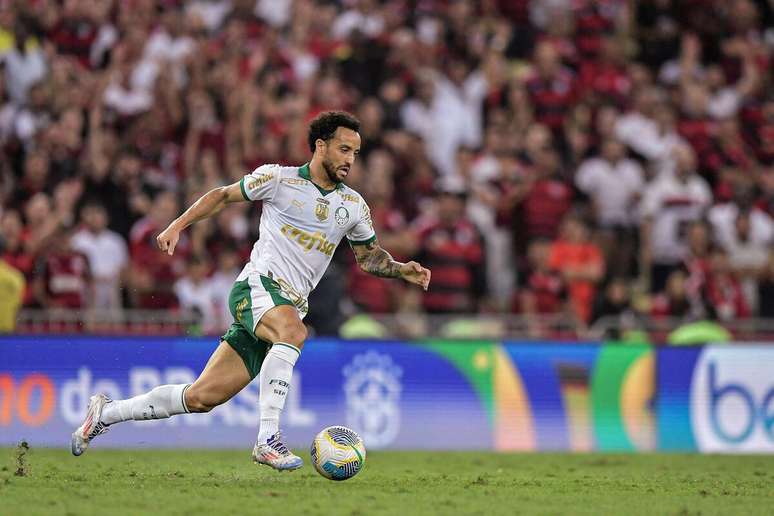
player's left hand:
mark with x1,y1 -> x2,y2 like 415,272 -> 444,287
399,261 -> 431,291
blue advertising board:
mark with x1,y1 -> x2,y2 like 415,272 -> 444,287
656,345 -> 774,453
2,337 -> 773,452
0,336 -> 491,450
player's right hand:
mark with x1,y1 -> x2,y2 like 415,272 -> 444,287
156,226 -> 180,256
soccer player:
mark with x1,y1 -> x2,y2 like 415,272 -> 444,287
71,111 -> 431,470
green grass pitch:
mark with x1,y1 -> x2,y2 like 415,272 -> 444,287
2,447 -> 773,515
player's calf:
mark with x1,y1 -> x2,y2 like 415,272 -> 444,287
183,386 -> 220,413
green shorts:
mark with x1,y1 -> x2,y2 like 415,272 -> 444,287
221,273 -> 304,379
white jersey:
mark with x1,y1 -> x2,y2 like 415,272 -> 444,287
239,162 -> 375,306
640,173 -> 712,263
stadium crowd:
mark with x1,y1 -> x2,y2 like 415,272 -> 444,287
0,0 -> 772,337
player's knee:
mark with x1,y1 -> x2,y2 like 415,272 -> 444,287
185,389 -> 217,413
277,321 -> 307,349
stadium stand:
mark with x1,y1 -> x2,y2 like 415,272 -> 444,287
0,0 -> 772,340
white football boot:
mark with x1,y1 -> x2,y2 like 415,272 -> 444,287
252,431 -> 303,471
71,394 -> 111,456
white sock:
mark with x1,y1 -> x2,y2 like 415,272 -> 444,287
100,384 -> 191,425
257,343 -> 300,443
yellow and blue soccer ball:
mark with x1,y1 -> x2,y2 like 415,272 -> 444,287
310,426 -> 366,481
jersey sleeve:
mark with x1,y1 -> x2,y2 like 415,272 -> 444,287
240,164 -> 281,202
346,199 -> 377,246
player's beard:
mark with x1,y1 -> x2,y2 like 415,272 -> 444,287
322,157 -> 344,184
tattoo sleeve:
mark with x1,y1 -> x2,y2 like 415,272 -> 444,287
354,240 -> 402,278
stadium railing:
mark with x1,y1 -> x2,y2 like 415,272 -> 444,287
14,308 -> 200,335
11,309 -> 774,341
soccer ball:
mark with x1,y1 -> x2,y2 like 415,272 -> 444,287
310,426 -> 366,481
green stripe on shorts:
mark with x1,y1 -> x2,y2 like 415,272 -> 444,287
228,278 -> 254,332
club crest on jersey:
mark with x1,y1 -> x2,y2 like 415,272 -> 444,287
335,206 -> 350,227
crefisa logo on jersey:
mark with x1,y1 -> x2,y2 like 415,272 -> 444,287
689,347 -> 774,453
343,351 -> 402,449
335,206 -> 350,227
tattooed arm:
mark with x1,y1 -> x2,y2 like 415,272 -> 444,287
351,239 -> 431,290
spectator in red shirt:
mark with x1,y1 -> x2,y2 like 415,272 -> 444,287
32,228 -> 92,309
525,41 -> 577,133
516,238 -> 568,316
548,215 -> 605,323
578,36 -> 632,107
47,1 -> 98,69
128,191 -> 187,309
416,187 -> 485,314
496,137 -> 573,258
521,146 -> 574,242
705,117 -> 757,200
574,0 -> 618,60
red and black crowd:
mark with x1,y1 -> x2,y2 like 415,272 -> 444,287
0,0 -> 772,337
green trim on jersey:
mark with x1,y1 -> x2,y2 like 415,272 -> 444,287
348,235 -> 377,246
298,163 -> 344,196
239,177 -> 249,201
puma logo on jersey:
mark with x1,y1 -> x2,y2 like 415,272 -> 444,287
280,224 -> 336,256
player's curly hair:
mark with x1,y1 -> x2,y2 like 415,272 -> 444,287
308,111 -> 361,152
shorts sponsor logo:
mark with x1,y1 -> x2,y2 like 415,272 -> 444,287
690,348 -> 774,452
274,277 -> 309,315
234,297 -> 248,322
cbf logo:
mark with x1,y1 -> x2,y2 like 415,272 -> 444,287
690,347 -> 774,452
343,351 -> 402,448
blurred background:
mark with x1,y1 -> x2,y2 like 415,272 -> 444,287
0,0 -> 772,343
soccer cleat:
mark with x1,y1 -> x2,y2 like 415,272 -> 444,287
71,394 -> 111,456
252,431 -> 303,471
